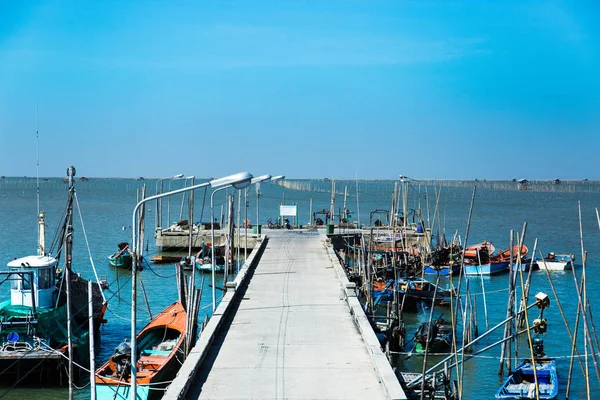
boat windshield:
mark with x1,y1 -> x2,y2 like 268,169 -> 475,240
9,268 -> 31,290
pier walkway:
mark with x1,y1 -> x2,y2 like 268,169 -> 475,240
167,229 -> 405,400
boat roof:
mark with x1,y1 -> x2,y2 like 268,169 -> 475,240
7,255 -> 59,269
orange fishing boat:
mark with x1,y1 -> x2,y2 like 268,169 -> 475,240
95,301 -> 187,400
464,241 -> 495,258
498,244 -> 528,260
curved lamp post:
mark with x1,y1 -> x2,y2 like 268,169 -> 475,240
210,172 -> 253,312
155,173 -> 183,230
251,174 -> 272,239
130,171 -> 252,399
179,176 -> 195,221
166,175 -> 187,227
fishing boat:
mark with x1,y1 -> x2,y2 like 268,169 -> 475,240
423,263 -> 460,276
534,253 -> 574,271
413,316 -> 453,354
95,301 -> 187,400
108,242 -> 133,269
464,260 -> 509,275
463,241 -> 509,275
0,167 -> 107,385
464,241 -> 495,258
196,258 -> 224,272
151,254 -> 182,263
496,339 -> 558,399
499,244 -> 528,260
397,279 -> 456,312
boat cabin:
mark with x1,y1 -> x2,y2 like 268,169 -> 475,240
5,255 -> 58,309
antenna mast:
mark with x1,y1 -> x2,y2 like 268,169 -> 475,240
36,106 -> 45,255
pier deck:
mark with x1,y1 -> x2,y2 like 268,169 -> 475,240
176,229 -> 404,399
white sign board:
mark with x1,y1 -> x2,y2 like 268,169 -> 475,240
280,205 -> 297,217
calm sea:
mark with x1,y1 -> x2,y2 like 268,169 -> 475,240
0,177 -> 599,399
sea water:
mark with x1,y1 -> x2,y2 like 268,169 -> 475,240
0,177 -> 598,399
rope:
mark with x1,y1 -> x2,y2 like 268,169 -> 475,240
74,192 -> 106,302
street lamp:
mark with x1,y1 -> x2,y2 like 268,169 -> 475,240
251,174 -> 272,239
130,171 -> 251,399
210,172 -> 253,312
166,175 -> 187,227
178,176 -> 195,221
265,175 -> 285,227
155,173 -> 183,230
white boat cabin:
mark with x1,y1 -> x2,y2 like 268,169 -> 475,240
7,255 -> 58,309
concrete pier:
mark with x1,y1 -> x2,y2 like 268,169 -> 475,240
155,228 -> 258,250
165,229 -> 406,400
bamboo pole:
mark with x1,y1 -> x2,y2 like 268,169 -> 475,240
407,297 -> 546,387
499,229 -> 515,375
450,185 -> 476,395
419,273 -> 441,400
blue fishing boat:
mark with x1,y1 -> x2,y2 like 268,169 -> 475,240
496,358 -> 558,399
496,338 -> 557,399
464,260 -> 509,275
423,263 -> 460,276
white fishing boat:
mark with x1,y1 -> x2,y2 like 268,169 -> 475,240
535,253 -> 574,271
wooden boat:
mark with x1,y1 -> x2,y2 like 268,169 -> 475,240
499,244 -> 528,259
375,279 -> 457,312
196,259 -> 224,272
463,241 -> 508,275
423,262 -> 460,276
511,258 -> 537,272
151,254 -> 182,263
0,168 -> 107,385
464,260 -> 509,276
534,253 -> 574,271
108,242 -> 133,269
464,241 -> 495,258
496,358 -> 558,399
413,316 -> 453,354
95,301 -> 187,400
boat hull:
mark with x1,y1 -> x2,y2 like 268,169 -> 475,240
464,261 -> 508,276
96,383 -> 150,400
108,253 -> 133,269
496,358 -> 558,399
423,264 -> 460,276
196,263 -> 224,272
95,302 -> 186,400
536,259 -> 573,271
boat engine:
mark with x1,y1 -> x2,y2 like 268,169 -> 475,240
111,340 -> 133,379
533,338 -> 545,358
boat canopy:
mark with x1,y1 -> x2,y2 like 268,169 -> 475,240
6,255 -> 58,309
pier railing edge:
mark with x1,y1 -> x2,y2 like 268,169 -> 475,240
163,237 -> 269,399
323,236 -> 408,400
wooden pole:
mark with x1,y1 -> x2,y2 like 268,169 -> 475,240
420,273 -> 441,400
499,229 -> 515,375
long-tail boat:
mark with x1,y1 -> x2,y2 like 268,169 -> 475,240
95,301 -> 187,400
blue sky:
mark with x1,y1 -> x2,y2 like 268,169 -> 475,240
1,1 -> 598,179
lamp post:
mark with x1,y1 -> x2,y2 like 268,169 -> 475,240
179,176 -> 195,221
130,171 -> 252,399
155,173 -> 183,230
166,175 -> 186,227
270,175 -> 285,226
210,172 -> 253,312
251,175 -> 272,239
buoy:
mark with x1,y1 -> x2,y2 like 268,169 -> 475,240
7,332 -> 19,343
